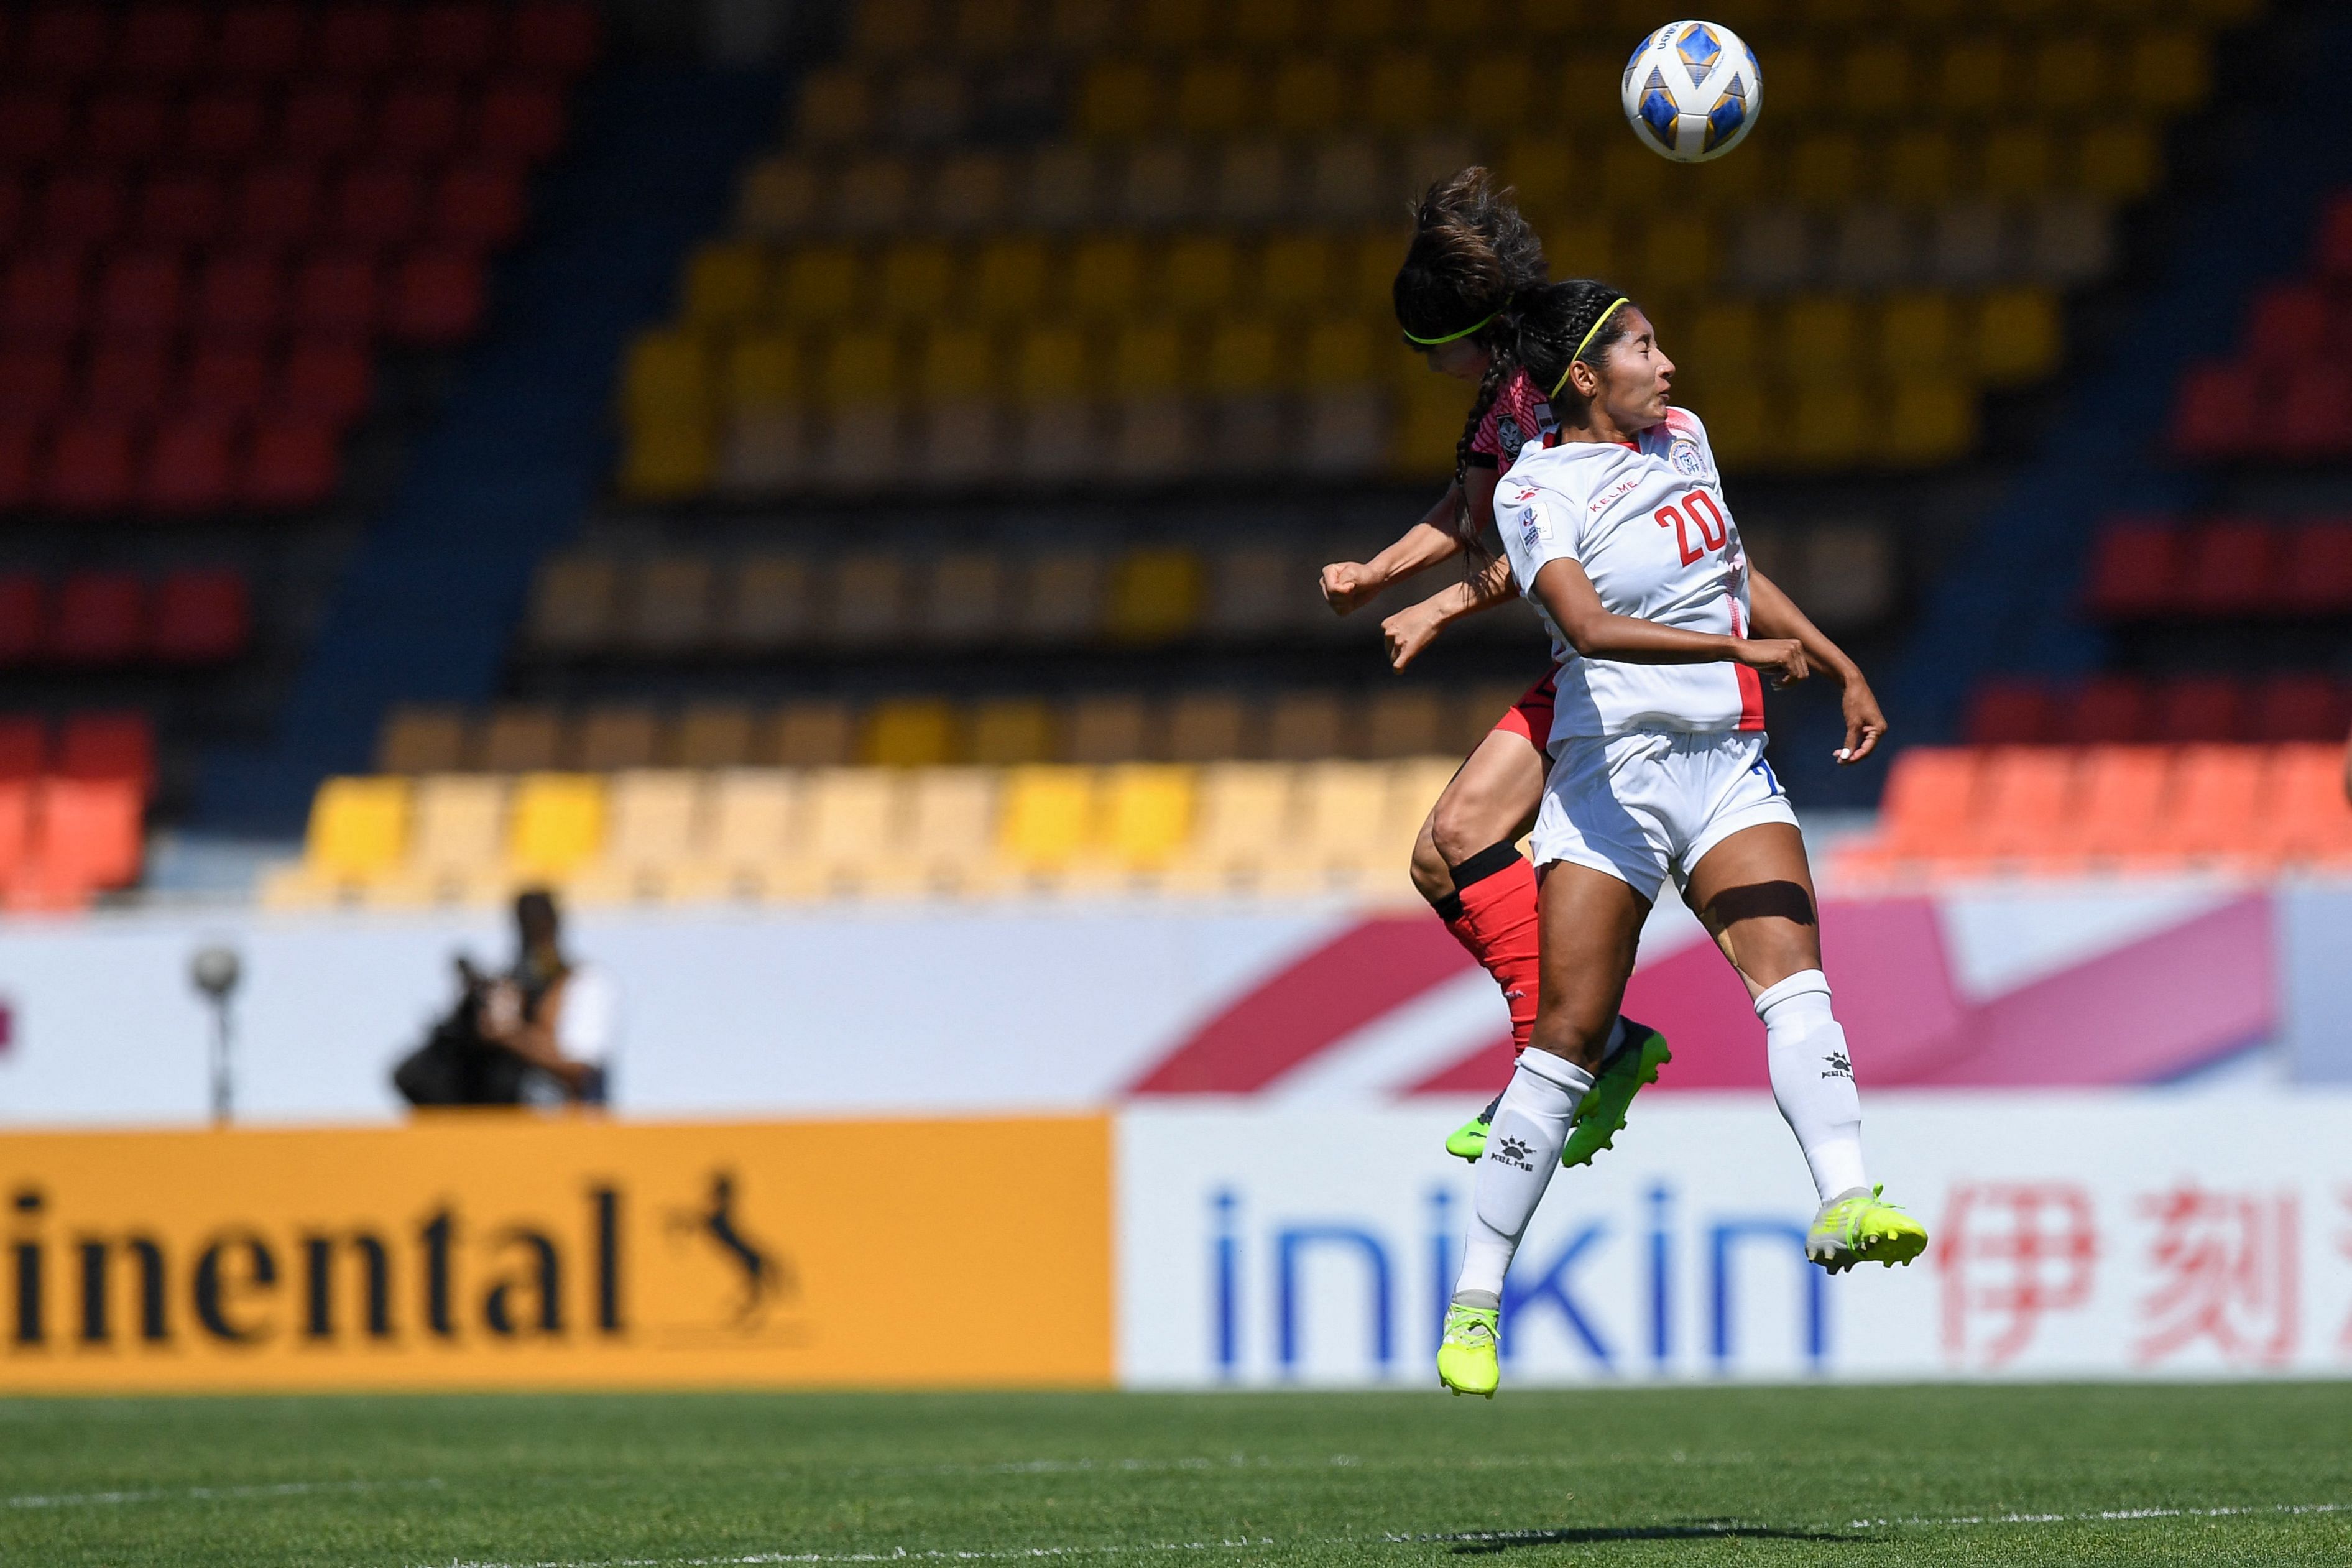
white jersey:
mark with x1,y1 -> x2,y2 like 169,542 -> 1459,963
1494,406 -> 1764,743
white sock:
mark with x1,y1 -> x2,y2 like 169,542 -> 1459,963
1454,1049 -> 1595,1301
1756,969 -> 1867,1202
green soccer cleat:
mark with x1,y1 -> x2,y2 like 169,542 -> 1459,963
1806,1184 -> 1930,1275
1444,1094 -> 1502,1162
1436,1300 -> 1500,1398
1561,1019 -> 1671,1169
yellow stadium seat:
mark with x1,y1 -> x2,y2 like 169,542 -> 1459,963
1784,386 -> 1871,469
878,767 -> 1003,896
1303,319 -> 1377,387
683,242 -> 770,333
777,768 -> 901,898
570,770 -> 701,903
929,150 -> 1010,231
774,246 -> 862,326
1063,694 -> 1149,763
1460,57 -> 1538,139
770,699 -> 856,767
1078,60 -> 1163,139
1164,236 -> 1240,317
2077,122 -> 2161,200
967,700 -> 1055,766
1346,232 -> 1405,317
1694,384 -> 1770,469
1392,379 -> 1473,477
736,154 -> 822,239
952,0 -> 1025,57
2129,29 -> 2208,113
1882,129 -> 1958,204
1416,0 -> 1496,43
622,330 -> 711,423
1107,549 -> 1204,644
477,706 -> 562,773
1110,320 -> 1186,394
1838,40 -> 1916,124
1100,765 -> 1196,874
1208,139 -> 1289,225
1012,325 -> 1090,402
305,777 -> 411,883
507,773 -> 606,882
1687,300 -> 1764,387
793,66 -> 873,144
1321,0 -> 1395,44
1267,761 -> 1393,892
837,153 -> 914,233
816,329 -> 899,405
1204,318 -> 1281,393
1138,0 -> 1210,50
1230,0 -> 1309,48
1981,126 -> 2056,198
1974,288 -> 2062,386
1934,37 -> 2010,119
2028,35 -> 2105,117
1269,57 -> 1345,136
1168,693 -> 1254,762
1071,236 -> 1146,322
1265,690 -> 1347,761
1176,57 -> 1255,137
379,774 -> 507,904
685,768 -> 798,899
1363,689 -> 1444,759
1877,292 -> 1958,376
1497,135 -> 1574,211
1363,51 -> 1440,134
1786,131 -> 1864,207
875,241 -> 957,324
1638,214 -> 1715,293
973,238 -> 1051,323
999,765 -> 1099,879
524,553 -> 618,655
914,326 -> 998,401
572,706 -> 663,772
1544,215 -> 1615,280
378,706 -> 466,773
724,332 -> 801,410
673,704 -> 757,768
620,412 -> 714,499
864,699 -> 956,767
1778,297 -> 1863,389
1257,234 -> 1331,313
1882,377 -> 1978,465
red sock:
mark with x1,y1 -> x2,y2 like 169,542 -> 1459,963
1437,848 -> 1541,1056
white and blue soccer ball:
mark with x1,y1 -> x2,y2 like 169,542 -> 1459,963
1621,19 -> 1761,164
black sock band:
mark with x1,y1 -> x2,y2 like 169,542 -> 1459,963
1446,840 -> 1526,895
1431,891 -> 1464,921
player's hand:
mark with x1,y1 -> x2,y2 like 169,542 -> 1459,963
1319,561 -> 1378,615
1836,677 -> 1888,765
1731,637 -> 1809,687
1381,601 -> 1444,671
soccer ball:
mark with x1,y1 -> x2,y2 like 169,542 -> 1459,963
1621,19 -> 1762,164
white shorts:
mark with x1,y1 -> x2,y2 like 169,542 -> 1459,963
1530,729 -> 1797,903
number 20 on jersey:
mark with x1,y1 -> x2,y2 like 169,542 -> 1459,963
1656,488 -> 1728,566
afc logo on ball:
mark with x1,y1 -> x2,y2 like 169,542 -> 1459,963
1667,438 -> 1705,477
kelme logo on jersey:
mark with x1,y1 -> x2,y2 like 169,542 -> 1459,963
1668,439 -> 1704,477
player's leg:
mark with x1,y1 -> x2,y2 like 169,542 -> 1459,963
1683,816 -> 1926,1272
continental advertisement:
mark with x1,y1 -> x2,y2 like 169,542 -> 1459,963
0,1114 -> 1114,1393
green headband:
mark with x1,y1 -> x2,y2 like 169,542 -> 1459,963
1402,310 -> 1496,347
1547,297 -> 1628,399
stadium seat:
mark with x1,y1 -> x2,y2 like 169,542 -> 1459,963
570,769 -> 703,903
382,773 -> 507,903
1063,694 -> 1149,765
0,576 -> 44,667
279,338 -> 375,427
507,2 -> 601,78
2171,362 -> 2259,458
149,569 -> 252,664
2070,676 -> 2155,745
667,704 -> 753,770
966,699 -> 1054,766
997,765 -> 1097,880
2,253 -> 88,343
293,776 -> 414,895
377,706 -> 468,773
784,767 -> 901,897
14,777 -> 143,909
216,4 -> 311,80
882,766 -> 1002,893
1863,747 -> 1983,864
525,553 -> 618,654
2255,744 -> 2352,864
2153,745 -> 2267,862
1096,763 -> 1195,877
1105,549 -> 1203,644
58,712 -> 155,796
862,699 -> 954,767
47,573 -> 145,665
315,5 -> 402,80
477,76 -> 569,163
1164,761 -> 1290,889
193,251 -> 285,339
507,773 -> 607,882
333,162 -> 425,247
570,706 -> 661,771
618,555 -> 714,656
1973,747 -> 2077,861
233,162 -> 324,243
2278,522 -> 2352,614
2155,676 -> 2246,744
474,707 -> 562,773
770,700 -> 854,767
2084,520 -> 2181,619
0,716 -> 45,780
2177,518 -> 2277,617
682,768 -> 800,897
243,420 -> 341,507
2251,674 -> 2350,744
134,167 -> 228,247
1266,760 -> 1393,891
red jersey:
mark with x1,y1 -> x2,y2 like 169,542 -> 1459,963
1466,369 -> 1556,470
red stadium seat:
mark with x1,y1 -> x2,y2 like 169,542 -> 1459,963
279,337 -> 373,425
26,775 -> 145,900
508,1 -> 601,77
1976,747 -> 2079,859
2251,674 -> 2350,744
216,3 -> 309,80
2316,192 -> 2352,283
0,424 -> 37,509
2177,517 -> 2279,617
1962,680 -> 2059,746
0,93 -> 75,167
2155,676 -> 2247,744
0,778 -> 34,887
191,250 -> 284,338
133,168 -> 227,247
21,7 -> 114,83
413,2 -> 500,77
2244,283 -> 2330,368
180,89 -> 270,165
150,569 -> 252,663
316,4 -> 403,78
0,178 -> 21,249
384,249 -> 485,343
377,84 -> 468,162
0,578 -> 45,667
58,711 -> 155,796
83,90 -> 176,165
2073,746 -> 2175,863
2171,362 -> 2259,459
141,417 -> 239,513
119,3 -> 214,83
0,346 -> 70,420
277,85 -> 369,164
46,574 -> 145,664
476,78 -> 567,163
2277,520 -> 2352,615
243,419 -> 340,507
332,162 -> 423,247
43,422 -> 139,512
230,162 -> 323,246
2276,364 -> 2352,460
183,338 -> 272,418
290,251 -> 379,337
0,713 -> 47,776
2071,676 -> 2155,744
78,343 -> 172,420
430,160 -> 526,247
34,168 -> 127,251
90,251 -> 184,339
2256,744 -> 2352,864
2083,519 -> 2181,619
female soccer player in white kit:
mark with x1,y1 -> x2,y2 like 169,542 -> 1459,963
1435,280 -> 1928,1398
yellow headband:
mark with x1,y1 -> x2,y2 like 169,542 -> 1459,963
1547,297 -> 1628,399
1402,310 -> 1496,347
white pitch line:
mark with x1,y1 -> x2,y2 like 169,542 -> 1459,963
6,1477 -> 444,1510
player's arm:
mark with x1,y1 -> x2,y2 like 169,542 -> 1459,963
1319,468 -> 1500,614
1747,567 -> 1888,765
1380,554 -> 1516,671
1530,557 -> 1807,681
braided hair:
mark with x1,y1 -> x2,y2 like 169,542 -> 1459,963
1391,168 -> 1547,566
1509,279 -> 1641,432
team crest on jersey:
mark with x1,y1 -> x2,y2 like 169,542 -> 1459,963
1495,415 -> 1526,460
1667,438 -> 1705,477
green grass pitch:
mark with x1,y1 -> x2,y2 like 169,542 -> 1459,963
3,1384 -> 2350,1566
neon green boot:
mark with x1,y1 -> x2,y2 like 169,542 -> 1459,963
1806,1184 -> 1930,1274
1561,1020 -> 1671,1168
1437,1299 -> 1500,1398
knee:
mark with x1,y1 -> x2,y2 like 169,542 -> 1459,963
1408,818 -> 1453,903
1428,791 -> 1496,867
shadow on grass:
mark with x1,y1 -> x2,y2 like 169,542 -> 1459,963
1404,1521 -> 1860,1553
